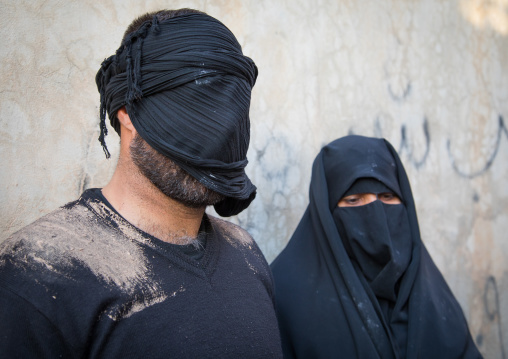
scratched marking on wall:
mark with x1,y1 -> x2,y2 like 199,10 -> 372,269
476,276 -> 506,359
447,116 -> 508,178
349,115 -> 506,177
397,117 -> 430,169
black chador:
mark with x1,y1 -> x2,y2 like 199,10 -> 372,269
271,135 -> 482,359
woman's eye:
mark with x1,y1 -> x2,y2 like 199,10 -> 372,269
346,198 -> 359,204
378,192 -> 401,204
338,195 -> 363,207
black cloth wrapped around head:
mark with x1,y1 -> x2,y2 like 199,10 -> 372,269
96,13 -> 258,217
271,135 -> 482,358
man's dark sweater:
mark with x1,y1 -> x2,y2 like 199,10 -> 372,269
0,189 -> 282,358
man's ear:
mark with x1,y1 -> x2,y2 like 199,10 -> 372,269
117,107 -> 136,135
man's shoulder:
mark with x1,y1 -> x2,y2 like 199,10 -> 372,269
2,196 -> 84,246
208,215 -> 254,247
0,190 -> 161,308
0,195 -> 99,308
207,215 -> 271,272
0,189 -> 140,283
2,190 -> 100,246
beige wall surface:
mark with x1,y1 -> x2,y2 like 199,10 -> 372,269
1,0 -> 507,356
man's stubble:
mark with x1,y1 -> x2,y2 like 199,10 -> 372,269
129,133 -> 225,209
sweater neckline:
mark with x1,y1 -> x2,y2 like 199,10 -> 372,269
79,188 -> 219,277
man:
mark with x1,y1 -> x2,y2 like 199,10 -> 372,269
0,9 -> 282,358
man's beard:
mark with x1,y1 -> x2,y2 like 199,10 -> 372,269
130,134 -> 225,208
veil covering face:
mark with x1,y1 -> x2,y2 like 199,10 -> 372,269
271,135 -> 482,359
96,13 -> 258,217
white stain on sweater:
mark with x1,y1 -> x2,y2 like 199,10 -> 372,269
0,197 -> 169,320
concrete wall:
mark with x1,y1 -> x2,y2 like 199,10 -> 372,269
1,0 -> 507,357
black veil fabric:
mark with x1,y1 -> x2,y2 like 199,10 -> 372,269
96,13 -> 258,216
271,135 -> 482,358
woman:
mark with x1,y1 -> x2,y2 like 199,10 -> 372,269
271,135 -> 482,358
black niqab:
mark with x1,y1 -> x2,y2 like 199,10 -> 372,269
96,13 -> 258,216
271,135 -> 482,358
333,200 -> 412,302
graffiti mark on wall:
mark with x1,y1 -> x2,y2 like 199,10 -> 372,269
356,114 -> 506,177
351,116 -> 431,168
447,116 -> 508,178
351,115 -> 431,169
388,82 -> 412,102
477,276 -> 506,358
397,117 -> 430,169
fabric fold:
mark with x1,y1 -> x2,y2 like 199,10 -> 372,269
96,13 -> 258,216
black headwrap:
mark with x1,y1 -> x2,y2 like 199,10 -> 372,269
96,13 -> 258,216
271,135 -> 482,358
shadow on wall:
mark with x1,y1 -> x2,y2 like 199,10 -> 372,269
460,0 -> 508,35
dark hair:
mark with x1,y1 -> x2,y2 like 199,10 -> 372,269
122,8 -> 206,43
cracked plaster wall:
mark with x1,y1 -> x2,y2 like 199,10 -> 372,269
1,0 -> 507,357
